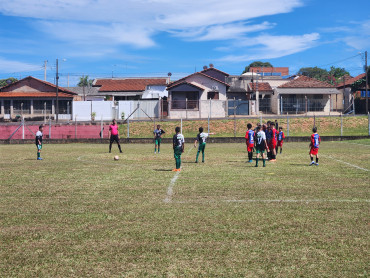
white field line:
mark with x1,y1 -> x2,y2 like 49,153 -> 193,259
224,199 -> 370,203
163,146 -> 195,203
324,155 -> 369,172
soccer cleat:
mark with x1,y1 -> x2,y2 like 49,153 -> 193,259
158,151 -> 160,153
37,157 -> 43,160
202,161 -> 204,163
315,163 -> 319,166
249,160 -> 253,163
195,161 -> 198,163
176,169 -> 181,172
154,151 -> 156,154
309,161 -> 315,166
172,169 -> 177,172
255,165 -> 258,167
263,165 -> 266,167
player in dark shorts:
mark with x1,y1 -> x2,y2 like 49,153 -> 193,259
255,126 -> 269,167
35,125 -> 43,160
153,125 -> 165,154
173,127 -> 185,172
108,119 -> 122,153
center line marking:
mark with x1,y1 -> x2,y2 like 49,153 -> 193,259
324,155 -> 369,172
164,171 -> 180,203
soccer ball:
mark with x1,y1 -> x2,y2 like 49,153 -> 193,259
114,155 -> 119,161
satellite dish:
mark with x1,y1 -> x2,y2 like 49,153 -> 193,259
203,65 -> 208,70
209,63 -> 214,68
168,72 -> 172,77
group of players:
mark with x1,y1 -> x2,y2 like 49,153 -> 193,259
34,119 -> 321,169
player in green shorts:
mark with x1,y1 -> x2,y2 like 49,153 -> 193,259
35,125 -> 43,160
172,127 -> 185,171
194,127 -> 215,163
255,126 -> 269,167
153,125 -> 165,154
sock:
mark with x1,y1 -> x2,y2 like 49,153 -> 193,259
118,144 -> 122,152
109,143 -> 112,152
311,157 -> 313,162
155,147 -> 157,152
272,154 -> 276,159
37,152 -> 40,158
196,151 -> 200,162
280,149 -> 282,154
179,157 -> 181,169
202,151 -> 205,162
256,158 -> 259,166
158,147 -> 160,152
316,157 -> 319,163
263,159 -> 266,167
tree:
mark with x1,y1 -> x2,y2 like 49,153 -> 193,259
298,67 -> 328,80
0,77 -> 18,88
242,61 -> 273,74
328,66 -> 349,79
77,76 -> 93,87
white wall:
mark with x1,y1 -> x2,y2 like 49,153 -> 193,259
73,101 -> 114,121
118,100 -> 159,120
142,85 -> 168,99
185,75 -> 227,100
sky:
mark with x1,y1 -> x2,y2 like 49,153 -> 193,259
0,0 -> 369,86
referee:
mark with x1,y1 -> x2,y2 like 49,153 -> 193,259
108,119 -> 123,153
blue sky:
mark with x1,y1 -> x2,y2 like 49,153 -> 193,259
0,0 -> 369,86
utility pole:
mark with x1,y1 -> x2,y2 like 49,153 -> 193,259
82,74 -> 86,101
56,59 -> 59,123
44,60 -> 48,81
365,51 -> 368,113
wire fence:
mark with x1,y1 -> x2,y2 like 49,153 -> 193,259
1,114 -> 369,140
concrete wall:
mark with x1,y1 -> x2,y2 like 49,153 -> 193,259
185,75 -> 227,100
73,101 -> 114,121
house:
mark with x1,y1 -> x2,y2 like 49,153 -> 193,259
66,86 -> 102,101
166,67 -> 230,119
274,76 -> 341,115
92,78 -> 169,101
248,82 -> 274,114
0,76 -> 76,120
337,73 -> 366,113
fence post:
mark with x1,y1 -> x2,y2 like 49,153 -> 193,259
75,117 -> 77,139
209,98 -> 212,119
22,117 -> 25,140
208,115 -> 210,134
234,100 -> 236,138
127,118 -> 130,139
185,98 -> 188,119
368,112 -> 370,136
100,117 -> 103,139
340,113 -> 343,136
49,118 -> 51,139
287,113 -> 290,137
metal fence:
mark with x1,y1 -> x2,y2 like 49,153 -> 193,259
1,114 -> 369,140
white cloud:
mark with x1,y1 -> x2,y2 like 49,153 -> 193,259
174,22 -> 275,41
0,57 -> 41,73
0,0 -> 303,48
218,33 -> 320,62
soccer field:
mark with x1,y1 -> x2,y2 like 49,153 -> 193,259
1,141 -> 369,277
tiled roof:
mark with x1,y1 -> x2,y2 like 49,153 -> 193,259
337,73 -> 366,88
248,82 -> 273,91
167,81 -> 205,90
200,67 -> 230,76
94,78 -> 168,92
249,67 -> 289,76
0,76 -> 77,96
0,92 -> 74,98
167,71 -> 230,89
66,87 -> 100,96
278,75 -> 334,88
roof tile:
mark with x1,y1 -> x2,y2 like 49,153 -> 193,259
95,78 -> 168,92
278,75 -> 334,88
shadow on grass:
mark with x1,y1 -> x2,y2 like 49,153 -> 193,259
154,169 -> 173,172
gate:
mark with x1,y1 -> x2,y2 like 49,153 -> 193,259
228,100 -> 249,116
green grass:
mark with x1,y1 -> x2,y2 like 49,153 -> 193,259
1,140 -> 369,277
119,116 -> 370,138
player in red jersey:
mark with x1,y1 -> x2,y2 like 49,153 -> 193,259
309,127 -> 321,166
269,122 -> 277,161
276,127 -> 285,154
245,123 -> 255,163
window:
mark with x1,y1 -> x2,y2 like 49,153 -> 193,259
207,91 -> 219,100
361,90 -> 370,97
33,100 -> 52,114
313,94 -> 323,99
4,100 -> 10,114
172,91 -> 199,110
13,100 -> 31,114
